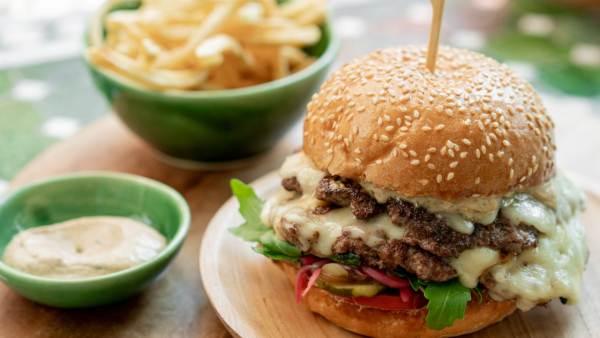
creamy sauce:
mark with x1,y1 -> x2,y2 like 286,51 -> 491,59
450,247 -> 500,288
2,216 -> 167,279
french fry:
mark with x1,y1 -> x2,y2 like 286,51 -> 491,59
89,46 -> 208,89
281,45 -> 308,67
89,0 -> 328,91
234,24 -> 321,46
153,0 -> 243,69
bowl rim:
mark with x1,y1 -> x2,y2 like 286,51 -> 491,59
0,171 -> 191,285
82,8 -> 341,99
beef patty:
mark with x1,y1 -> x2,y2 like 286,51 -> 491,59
280,175 -> 539,281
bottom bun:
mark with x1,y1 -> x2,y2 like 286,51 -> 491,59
275,261 -> 517,338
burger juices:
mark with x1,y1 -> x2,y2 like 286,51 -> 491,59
230,45 -> 588,337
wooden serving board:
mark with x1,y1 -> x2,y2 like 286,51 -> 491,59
1,114 -> 599,337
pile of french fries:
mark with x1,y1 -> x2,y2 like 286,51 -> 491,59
87,0 -> 328,91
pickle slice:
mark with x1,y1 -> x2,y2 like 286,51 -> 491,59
316,278 -> 387,297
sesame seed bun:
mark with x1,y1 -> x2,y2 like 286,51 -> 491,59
276,261 -> 517,338
303,45 -> 555,199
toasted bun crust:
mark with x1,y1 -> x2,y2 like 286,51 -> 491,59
277,262 -> 517,338
303,45 -> 555,199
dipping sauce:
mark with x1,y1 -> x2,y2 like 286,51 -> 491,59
2,216 -> 167,279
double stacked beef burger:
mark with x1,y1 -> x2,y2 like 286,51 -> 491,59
230,45 -> 588,337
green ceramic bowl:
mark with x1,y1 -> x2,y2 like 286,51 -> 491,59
83,1 -> 340,165
0,172 -> 190,308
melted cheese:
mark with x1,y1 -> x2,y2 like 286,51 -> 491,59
482,173 -> 588,311
265,152 -> 588,310
450,247 -> 500,288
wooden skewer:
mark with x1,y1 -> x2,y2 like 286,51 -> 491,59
426,0 -> 446,74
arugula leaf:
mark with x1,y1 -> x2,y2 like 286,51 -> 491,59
393,269 -> 421,292
229,179 -> 270,242
474,285 -> 483,304
332,252 -> 361,268
229,179 -> 301,261
259,231 -> 301,258
252,246 -> 300,261
423,279 -> 471,331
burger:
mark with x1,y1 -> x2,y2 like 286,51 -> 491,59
230,45 -> 588,337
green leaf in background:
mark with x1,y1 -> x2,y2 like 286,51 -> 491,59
423,279 -> 472,331
229,179 -> 270,242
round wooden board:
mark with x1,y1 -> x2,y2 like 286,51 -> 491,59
201,172 -> 600,338
0,114 -> 302,338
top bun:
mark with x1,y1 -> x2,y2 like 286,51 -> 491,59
303,45 -> 556,199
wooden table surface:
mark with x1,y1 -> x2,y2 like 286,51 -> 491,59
2,114 -> 599,337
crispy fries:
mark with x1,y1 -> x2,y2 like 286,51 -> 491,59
88,0 -> 328,91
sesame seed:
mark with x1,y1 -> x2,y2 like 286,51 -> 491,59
449,149 -> 455,157
441,147 -> 447,155
323,102 -> 330,107
414,110 -> 420,118
510,169 -> 514,178
508,158 -> 513,165
447,172 -> 455,181
520,176 -> 526,183
344,138 -> 349,147
464,119 -> 471,126
397,118 -> 402,125
409,150 -> 417,157
347,113 -> 354,121
428,148 -> 437,153
367,92 -> 375,96
328,114 -> 335,120
437,175 -> 442,183
381,135 -> 389,141
446,109 -> 453,116
460,152 -> 467,158
534,164 -> 539,173
422,126 -> 432,131
348,102 -> 356,107
446,140 -> 453,148
336,106 -> 343,113
476,149 -> 481,158
378,117 -> 383,125
373,134 -> 379,141
411,160 -> 420,165
384,115 -> 391,122
450,162 -> 458,168
405,116 -> 413,121
428,164 -> 436,169
503,140 -> 510,146
376,159 -> 383,164
419,180 -> 428,186
435,124 -> 445,131
481,146 -> 486,154
400,127 -> 408,131
475,177 -> 481,184
478,122 -> 484,130
463,139 -> 471,145
399,143 -> 408,149
402,151 -> 409,158
393,149 -> 398,157
354,148 -> 361,154
489,154 -> 494,162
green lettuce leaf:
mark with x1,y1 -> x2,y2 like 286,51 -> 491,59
229,179 -> 301,261
423,279 -> 472,331
229,179 -> 270,242
393,269 -> 422,292
332,252 -> 361,268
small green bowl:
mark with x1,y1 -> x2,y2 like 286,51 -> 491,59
0,172 -> 190,308
83,1 -> 340,165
